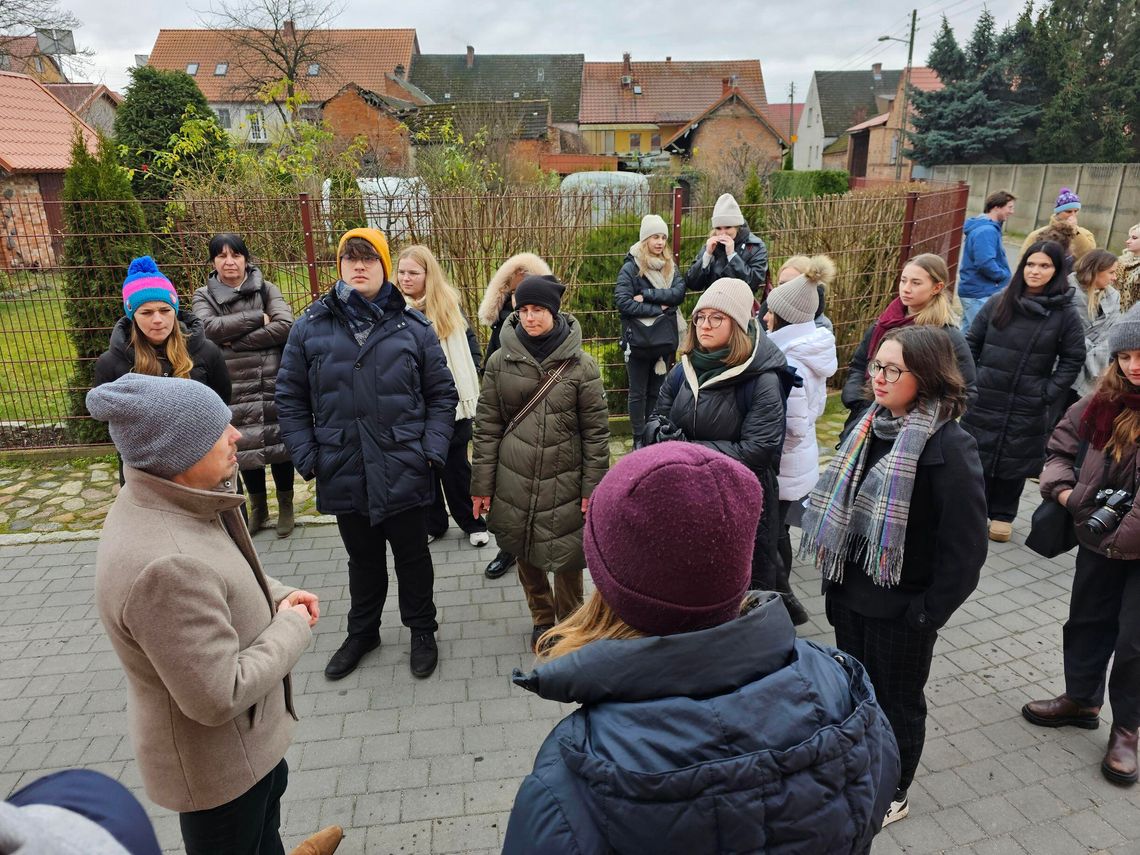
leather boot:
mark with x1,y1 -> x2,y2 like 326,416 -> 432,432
247,493 -> 269,532
276,491 -> 295,538
1102,724 -> 1139,785
1022,694 -> 1101,729
289,825 -> 343,855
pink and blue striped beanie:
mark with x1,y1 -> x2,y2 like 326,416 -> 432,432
122,256 -> 178,319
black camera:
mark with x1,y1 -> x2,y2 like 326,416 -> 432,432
1084,488 -> 1134,535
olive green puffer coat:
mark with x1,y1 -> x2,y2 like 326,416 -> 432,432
471,314 -> 610,574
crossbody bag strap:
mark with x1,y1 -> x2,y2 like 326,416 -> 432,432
503,358 -> 574,436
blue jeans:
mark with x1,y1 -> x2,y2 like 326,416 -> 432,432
959,295 -> 994,331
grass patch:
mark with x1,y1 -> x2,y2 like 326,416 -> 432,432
0,289 -> 77,424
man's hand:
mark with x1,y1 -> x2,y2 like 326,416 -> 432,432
279,590 -> 319,627
472,496 -> 491,519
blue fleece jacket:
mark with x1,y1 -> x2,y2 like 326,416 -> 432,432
958,215 -> 1010,299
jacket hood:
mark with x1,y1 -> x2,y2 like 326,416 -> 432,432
108,310 -> 208,360
769,322 -> 838,377
204,266 -> 265,305
963,215 -> 1000,237
498,312 -> 584,365
478,253 -> 552,327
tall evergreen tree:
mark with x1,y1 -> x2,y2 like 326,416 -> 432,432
927,16 -> 967,82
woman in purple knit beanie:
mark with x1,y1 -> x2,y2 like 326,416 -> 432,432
502,441 -> 901,855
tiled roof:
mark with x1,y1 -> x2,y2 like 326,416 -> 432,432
146,28 -> 418,103
406,100 -> 550,143
409,53 -> 583,124
846,111 -> 889,133
663,89 -> 782,150
0,36 -> 64,78
0,71 -> 96,172
763,102 -> 804,145
44,83 -> 121,114
579,59 -> 766,125
813,69 -> 902,137
906,67 -> 943,93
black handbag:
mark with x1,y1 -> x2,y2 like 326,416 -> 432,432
623,311 -> 679,359
1025,440 -> 1089,558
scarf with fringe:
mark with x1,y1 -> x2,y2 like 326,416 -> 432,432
799,400 -> 944,587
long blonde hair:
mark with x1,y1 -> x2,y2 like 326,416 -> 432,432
536,592 -> 646,661
632,237 -> 675,281
904,253 -> 960,327
130,320 -> 193,378
397,245 -> 467,341
1095,359 -> 1140,462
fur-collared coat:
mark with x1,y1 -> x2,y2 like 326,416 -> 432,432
477,253 -> 552,361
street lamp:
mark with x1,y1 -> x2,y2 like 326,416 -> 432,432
880,9 -> 917,182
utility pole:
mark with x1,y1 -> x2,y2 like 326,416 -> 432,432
787,81 -> 795,164
896,9 -> 917,181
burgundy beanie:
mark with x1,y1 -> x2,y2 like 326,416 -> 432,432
584,442 -> 762,636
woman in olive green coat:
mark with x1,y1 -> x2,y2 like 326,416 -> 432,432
471,275 -> 610,652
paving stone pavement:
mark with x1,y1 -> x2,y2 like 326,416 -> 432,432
3,481 -> 1140,854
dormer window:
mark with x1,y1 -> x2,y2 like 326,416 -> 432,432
214,62 -> 228,76
307,62 -> 320,76
186,63 -> 198,75
537,68 -> 544,82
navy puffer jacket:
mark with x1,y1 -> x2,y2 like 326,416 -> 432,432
503,594 -> 900,854
275,284 -> 458,524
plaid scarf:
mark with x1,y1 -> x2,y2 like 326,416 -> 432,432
334,280 -> 393,346
799,399 -> 944,587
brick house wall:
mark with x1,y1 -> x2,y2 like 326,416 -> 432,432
321,89 -> 410,172
685,102 -> 783,175
0,175 -> 58,269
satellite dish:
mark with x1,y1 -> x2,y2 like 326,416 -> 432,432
35,29 -> 76,56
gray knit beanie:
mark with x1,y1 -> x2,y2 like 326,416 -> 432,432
1109,303 -> 1140,355
766,273 -> 820,325
693,277 -> 755,332
86,374 -> 232,478
639,214 -> 668,242
710,193 -> 745,228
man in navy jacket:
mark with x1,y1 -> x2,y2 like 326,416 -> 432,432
958,190 -> 1016,329
276,228 -> 457,681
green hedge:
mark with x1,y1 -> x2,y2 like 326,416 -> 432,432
768,170 -> 849,200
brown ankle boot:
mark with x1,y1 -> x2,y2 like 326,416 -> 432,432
1022,694 -> 1101,729
289,825 -> 343,855
1102,725 -> 1138,785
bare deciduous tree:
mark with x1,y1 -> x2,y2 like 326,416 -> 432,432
0,0 -> 79,38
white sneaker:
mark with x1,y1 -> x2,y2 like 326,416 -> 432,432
883,790 -> 909,827
469,531 -> 490,547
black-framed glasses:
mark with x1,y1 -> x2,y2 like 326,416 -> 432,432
867,360 -> 912,383
693,312 -> 727,328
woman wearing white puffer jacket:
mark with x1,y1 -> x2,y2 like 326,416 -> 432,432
764,262 -> 838,610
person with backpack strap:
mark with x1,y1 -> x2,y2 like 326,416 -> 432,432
644,277 -> 797,620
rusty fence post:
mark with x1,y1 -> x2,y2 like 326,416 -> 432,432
672,187 -> 683,265
298,192 -> 321,302
946,181 -> 970,283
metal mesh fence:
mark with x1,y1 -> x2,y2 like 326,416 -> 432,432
0,182 -> 966,448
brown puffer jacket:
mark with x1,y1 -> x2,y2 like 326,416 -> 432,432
1041,394 -> 1140,559
193,268 -> 294,469
471,314 -> 610,574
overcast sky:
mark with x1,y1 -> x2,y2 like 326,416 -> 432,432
64,0 -> 1026,106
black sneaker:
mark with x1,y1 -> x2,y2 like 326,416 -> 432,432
530,624 -> 555,654
324,635 -> 380,680
410,631 -> 438,679
484,549 -> 517,580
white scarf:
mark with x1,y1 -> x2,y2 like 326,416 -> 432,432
439,324 -> 481,421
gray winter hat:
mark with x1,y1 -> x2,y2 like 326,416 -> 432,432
710,193 -> 745,228
86,373 -> 232,478
766,273 -> 820,325
1110,303 -> 1140,355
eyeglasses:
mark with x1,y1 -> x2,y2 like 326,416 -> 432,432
867,361 -> 912,383
693,312 -> 727,329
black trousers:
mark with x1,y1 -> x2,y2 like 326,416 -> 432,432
241,461 -> 295,494
828,598 -> 937,792
1064,546 -> 1140,729
775,499 -> 794,590
180,758 -> 288,855
336,506 -> 438,637
983,473 -> 1026,523
626,350 -> 673,442
427,418 -> 487,537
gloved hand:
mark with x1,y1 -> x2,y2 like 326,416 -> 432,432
644,416 -> 685,446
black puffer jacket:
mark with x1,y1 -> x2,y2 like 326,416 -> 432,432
192,268 -> 293,469
685,225 -> 769,294
93,312 -> 231,404
615,250 -> 686,353
961,287 -> 1085,480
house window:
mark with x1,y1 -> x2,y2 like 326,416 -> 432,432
537,68 -> 544,82
186,63 -> 198,75
307,62 -> 320,76
216,108 -> 231,129
629,133 -> 641,152
248,111 -> 267,143
889,136 -> 899,164
604,131 -> 615,154
214,62 -> 228,76
807,107 -> 813,126
650,133 -> 661,150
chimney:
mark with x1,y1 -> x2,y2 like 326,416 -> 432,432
622,52 -> 632,75
466,45 -> 474,69
393,64 -> 405,79
872,62 -> 882,80
283,19 -> 295,39
722,76 -> 731,95
665,56 -> 671,62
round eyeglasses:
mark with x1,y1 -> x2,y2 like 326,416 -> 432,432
693,312 -> 727,329
867,360 -> 912,383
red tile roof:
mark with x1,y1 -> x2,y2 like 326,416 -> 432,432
147,28 -> 419,103
663,89 -> 782,149
846,111 -> 889,133
906,67 -> 943,93
579,58 -> 766,125
763,102 -> 804,144
0,71 -> 96,173
0,36 -> 65,79
44,83 -> 121,114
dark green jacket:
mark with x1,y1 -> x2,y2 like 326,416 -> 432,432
471,314 -> 610,574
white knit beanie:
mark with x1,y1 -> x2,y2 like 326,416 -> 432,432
694,277 -> 754,331
710,193 -> 745,228
639,214 -> 668,242
766,273 -> 819,325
